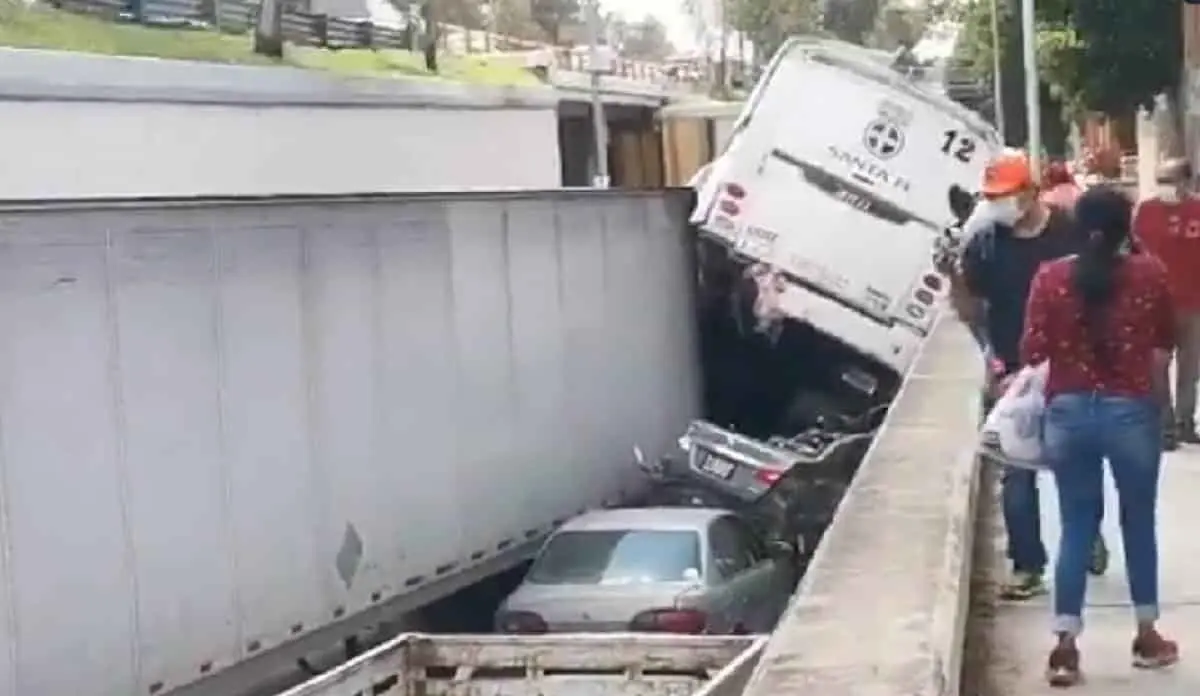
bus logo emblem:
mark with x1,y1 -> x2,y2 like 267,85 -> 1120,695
863,119 -> 905,160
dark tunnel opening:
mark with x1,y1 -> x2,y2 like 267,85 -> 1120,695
691,232 -> 902,441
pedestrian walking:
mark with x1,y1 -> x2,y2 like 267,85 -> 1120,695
1133,157 -> 1200,449
1020,185 -> 1179,687
949,151 -> 1109,601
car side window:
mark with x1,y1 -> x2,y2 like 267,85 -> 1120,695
708,517 -> 756,580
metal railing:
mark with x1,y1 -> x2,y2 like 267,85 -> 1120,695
45,0 -> 704,86
53,0 -> 436,52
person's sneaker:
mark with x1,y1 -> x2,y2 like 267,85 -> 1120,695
1132,630 -> 1179,669
999,571 -> 1047,600
1088,536 -> 1109,576
1178,422 -> 1200,445
1046,643 -> 1082,687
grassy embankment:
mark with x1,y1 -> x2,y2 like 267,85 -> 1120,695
0,0 -> 540,86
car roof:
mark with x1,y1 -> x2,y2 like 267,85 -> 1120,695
557,507 -> 727,533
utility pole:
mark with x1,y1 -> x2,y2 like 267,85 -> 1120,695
989,0 -> 1005,141
1020,0 -> 1039,180
484,0 -> 495,52
586,0 -> 610,188
717,0 -> 728,96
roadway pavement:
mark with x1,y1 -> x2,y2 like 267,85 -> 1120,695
981,444 -> 1200,694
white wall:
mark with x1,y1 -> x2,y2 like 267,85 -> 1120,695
0,101 -> 561,198
0,48 -> 563,198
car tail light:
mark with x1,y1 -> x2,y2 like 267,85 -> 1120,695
629,608 -> 707,634
718,199 -> 740,216
913,288 -> 935,305
755,468 -> 783,486
922,273 -> 943,291
496,610 -> 548,634
724,182 -> 747,199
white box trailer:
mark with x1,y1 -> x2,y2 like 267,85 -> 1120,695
275,634 -> 766,696
0,191 -> 701,696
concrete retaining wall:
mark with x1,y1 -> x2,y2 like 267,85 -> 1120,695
0,49 -> 563,198
740,316 -> 982,696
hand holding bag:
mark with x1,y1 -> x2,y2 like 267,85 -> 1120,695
979,362 -> 1050,471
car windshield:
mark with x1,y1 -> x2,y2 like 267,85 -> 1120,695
527,529 -> 702,585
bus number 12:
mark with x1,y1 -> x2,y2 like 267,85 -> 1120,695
941,129 -> 976,163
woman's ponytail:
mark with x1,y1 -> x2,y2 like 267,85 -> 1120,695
1070,186 -> 1133,366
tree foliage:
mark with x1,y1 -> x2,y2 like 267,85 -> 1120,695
438,0 -> 486,31
609,14 -> 675,60
530,0 -> 581,44
1068,0 -> 1180,115
726,0 -> 821,63
490,0 -> 543,41
822,0 -> 881,45
952,0 -> 1067,150
955,0 -> 1181,122
868,3 -> 926,50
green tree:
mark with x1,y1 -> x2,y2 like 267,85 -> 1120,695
868,2 -> 926,50
823,0 -> 881,45
253,0 -> 285,57
725,0 -> 821,63
1067,0 -> 1180,116
530,0 -> 581,44
952,0 -> 1067,152
956,0 -> 1180,131
438,0 -> 486,30
619,15 -> 675,60
493,0 -> 542,42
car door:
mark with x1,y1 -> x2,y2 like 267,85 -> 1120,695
706,515 -> 776,633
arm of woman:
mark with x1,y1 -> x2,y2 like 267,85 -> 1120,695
1019,264 -> 1054,367
1148,258 -> 1177,409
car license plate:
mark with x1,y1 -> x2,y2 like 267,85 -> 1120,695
736,226 -> 777,257
698,454 -> 736,480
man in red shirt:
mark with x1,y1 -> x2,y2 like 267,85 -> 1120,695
1133,158 -> 1200,446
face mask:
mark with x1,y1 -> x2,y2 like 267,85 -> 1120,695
985,196 -> 1023,225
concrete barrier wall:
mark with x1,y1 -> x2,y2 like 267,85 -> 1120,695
740,316 -> 982,696
0,49 -> 563,198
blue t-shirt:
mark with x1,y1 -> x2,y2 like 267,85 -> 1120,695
960,209 -> 1083,371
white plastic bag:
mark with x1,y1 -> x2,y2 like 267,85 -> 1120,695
979,362 -> 1050,471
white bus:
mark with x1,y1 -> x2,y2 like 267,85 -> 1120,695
692,37 -> 1002,377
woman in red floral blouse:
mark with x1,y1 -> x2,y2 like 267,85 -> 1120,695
1020,185 -> 1178,686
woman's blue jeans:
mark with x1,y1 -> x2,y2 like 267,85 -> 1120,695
1043,392 -> 1163,636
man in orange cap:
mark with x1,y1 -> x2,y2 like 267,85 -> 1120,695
947,150 -> 1109,599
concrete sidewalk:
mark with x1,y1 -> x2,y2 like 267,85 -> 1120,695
982,445 -> 1200,693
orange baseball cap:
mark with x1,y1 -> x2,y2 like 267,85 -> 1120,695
981,152 -> 1034,197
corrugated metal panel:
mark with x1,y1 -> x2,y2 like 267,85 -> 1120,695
0,190 -> 701,696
